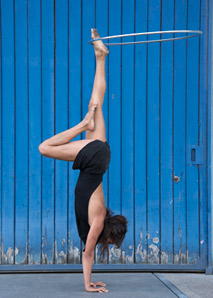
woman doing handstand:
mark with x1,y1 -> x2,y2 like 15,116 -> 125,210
39,29 -> 128,293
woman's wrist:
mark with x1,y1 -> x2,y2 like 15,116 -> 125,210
82,250 -> 94,291
85,284 -> 90,291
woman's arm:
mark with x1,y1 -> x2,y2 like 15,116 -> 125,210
82,217 -> 107,292
82,249 -> 94,290
83,250 -> 108,293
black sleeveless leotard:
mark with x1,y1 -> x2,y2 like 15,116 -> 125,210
72,139 -> 111,251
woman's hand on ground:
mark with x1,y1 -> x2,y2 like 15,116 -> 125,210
90,281 -> 106,287
86,285 -> 109,293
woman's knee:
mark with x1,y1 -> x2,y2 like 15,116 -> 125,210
38,144 -> 48,156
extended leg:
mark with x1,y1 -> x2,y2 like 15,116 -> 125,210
38,106 -> 97,161
86,29 -> 109,141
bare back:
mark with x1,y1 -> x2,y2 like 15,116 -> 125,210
88,182 -> 106,226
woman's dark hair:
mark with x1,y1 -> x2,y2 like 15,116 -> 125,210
98,207 -> 128,261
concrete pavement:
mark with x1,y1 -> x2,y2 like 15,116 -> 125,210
0,272 -> 212,297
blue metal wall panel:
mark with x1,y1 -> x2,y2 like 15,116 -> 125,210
122,0 -> 135,264
160,0 -> 174,264
55,0 -> 69,264
68,0 -> 82,263
147,0 -> 161,264
0,0 -> 211,270
41,0 -> 55,264
15,0 -> 28,265
135,0 -> 148,264
174,0 -> 187,265
108,0 -> 122,264
1,0 -> 15,264
28,0 -> 42,265
186,0 -> 200,263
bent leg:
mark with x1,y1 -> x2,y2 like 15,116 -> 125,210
38,107 -> 97,161
39,138 -> 95,162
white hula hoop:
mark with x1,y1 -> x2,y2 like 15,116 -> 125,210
88,30 -> 203,46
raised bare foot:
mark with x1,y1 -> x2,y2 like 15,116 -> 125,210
91,28 -> 109,58
83,103 -> 98,131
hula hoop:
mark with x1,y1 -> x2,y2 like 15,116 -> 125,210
88,30 -> 203,46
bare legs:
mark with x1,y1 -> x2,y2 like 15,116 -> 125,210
38,29 -> 108,162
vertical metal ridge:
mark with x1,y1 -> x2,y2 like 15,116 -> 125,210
172,0 -> 176,264
198,1 -> 202,147
107,0 -> 109,265
94,0 -> 96,29
145,0 -> 149,263
13,0 -> 16,266
120,0 -> 123,262
94,0 -> 96,83
185,0 -> 188,264
80,0 -> 83,130
133,0 -> 136,264
198,0 -> 202,259
53,0 -> 56,264
94,0 -> 97,265
80,0 -> 83,259
0,0 -> 3,265
27,0 -> 29,265
67,0 -> 70,265
159,0 -> 162,264
107,0 -> 109,210
40,0 -> 43,265
206,0 -> 211,272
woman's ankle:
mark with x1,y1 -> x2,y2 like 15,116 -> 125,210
95,52 -> 107,61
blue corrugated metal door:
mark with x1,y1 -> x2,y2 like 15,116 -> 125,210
0,0 -> 210,271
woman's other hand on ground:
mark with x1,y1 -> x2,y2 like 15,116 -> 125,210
90,281 -> 106,287
85,285 -> 109,293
